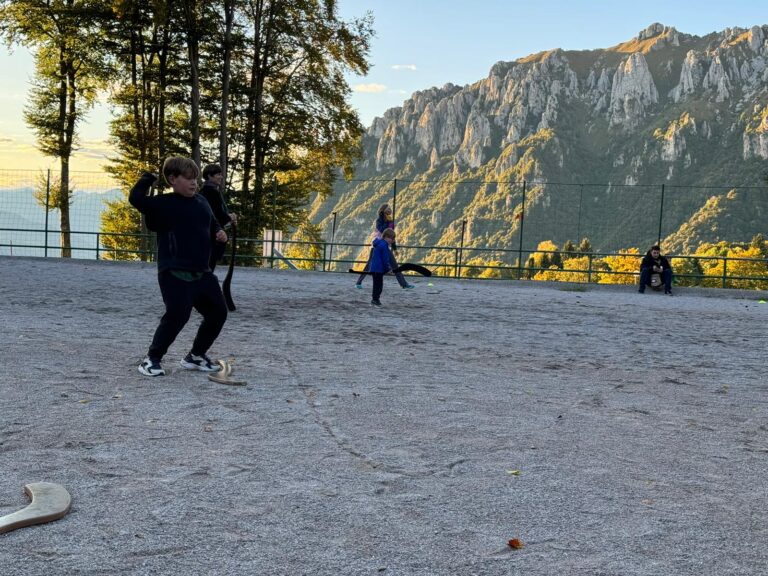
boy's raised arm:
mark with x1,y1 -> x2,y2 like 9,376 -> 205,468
128,172 -> 159,213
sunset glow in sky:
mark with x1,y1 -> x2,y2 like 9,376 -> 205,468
0,0 -> 766,172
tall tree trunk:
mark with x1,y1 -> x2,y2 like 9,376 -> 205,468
62,62 -> 77,258
56,45 -> 72,257
219,0 -> 235,183
241,0 -> 275,237
240,6 -> 260,236
251,1 -> 277,235
130,23 -> 145,164
158,22 -> 170,170
132,17 -> 151,261
184,0 -> 201,168
241,77 -> 256,235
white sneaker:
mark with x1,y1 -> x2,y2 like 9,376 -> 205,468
138,357 -> 165,377
180,353 -> 220,372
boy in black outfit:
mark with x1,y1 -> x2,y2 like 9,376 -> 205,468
129,157 -> 228,377
199,164 -> 237,272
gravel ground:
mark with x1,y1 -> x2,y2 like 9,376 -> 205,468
1,256 -> 767,576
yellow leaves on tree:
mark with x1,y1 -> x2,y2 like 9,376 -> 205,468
600,248 -> 641,285
695,244 -> 768,289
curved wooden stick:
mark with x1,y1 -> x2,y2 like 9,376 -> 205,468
223,222 -> 237,311
0,482 -> 71,534
208,359 -> 247,386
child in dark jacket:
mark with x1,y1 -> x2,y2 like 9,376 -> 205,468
199,163 -> 237,272
369,228 -> 396,306
129,157 -> 229,377
356,203 -> 413,289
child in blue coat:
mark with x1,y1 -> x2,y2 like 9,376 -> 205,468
369,228 -> 396,306
356,203 -> 413,289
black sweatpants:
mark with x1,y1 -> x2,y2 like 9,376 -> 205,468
147,271 -> 228,361
371,272 -> 384,303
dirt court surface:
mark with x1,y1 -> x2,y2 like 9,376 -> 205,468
1,256 -> 767,576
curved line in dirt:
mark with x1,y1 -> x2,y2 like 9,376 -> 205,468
279,352 -> 438,478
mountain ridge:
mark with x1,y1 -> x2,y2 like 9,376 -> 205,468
312,23 -> 768,264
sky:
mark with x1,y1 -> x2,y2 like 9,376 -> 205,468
1,0 -> 766,172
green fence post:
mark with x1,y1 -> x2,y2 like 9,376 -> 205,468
721,255 -> 728,289
392,178 -> 397,220
321,242 -> 327,272
517,179 -> 527,280
577,184 -> 583,243
328,211 -> 337,272
658,183 -> 665,245
271,178 -> 277,269
44,169 -> 50,258
454,248 -> 460,278
95,233 -> 100,260
456,218 -> 467,278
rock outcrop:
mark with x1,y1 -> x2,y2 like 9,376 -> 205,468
321,23 -> 768,256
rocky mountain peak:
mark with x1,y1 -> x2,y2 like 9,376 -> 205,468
320,22 -> 768,261
637,23 -> 668,40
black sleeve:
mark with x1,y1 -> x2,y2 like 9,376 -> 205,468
128,172 -> 162,231
210,207 -> 223,238
200,186 -> 231,226
128,172 -> 157,213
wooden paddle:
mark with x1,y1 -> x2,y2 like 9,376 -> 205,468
223,221 -> 237,311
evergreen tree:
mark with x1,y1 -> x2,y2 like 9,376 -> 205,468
283,219 -> 323,270
750,233 -> 768,260
562,239 -> 577,261
233,0 -> 374,238
0,0 -> 108,257
100,0 -> 187,260
578,238 -> 593,254
549,249 -> 562,268
97,0 -> 373,261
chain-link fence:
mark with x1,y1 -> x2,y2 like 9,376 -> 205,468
0,169 -> 121,258
3,169 -> 768,288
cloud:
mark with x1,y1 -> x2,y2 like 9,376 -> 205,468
388,89 -> 408,95
391,64 -> 417,71
353,83 -> 387,94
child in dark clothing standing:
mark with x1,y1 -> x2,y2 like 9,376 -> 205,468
369,228 -> 396,306
129,157 -> 228,377
199,163 -> 237,272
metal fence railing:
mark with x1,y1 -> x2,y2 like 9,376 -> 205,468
3,169 -> 768,290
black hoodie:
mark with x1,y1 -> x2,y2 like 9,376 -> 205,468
640,250 -> 671,272
129,172 -> 221,273
199,180 -> 232,227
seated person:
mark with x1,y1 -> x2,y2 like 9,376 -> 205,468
639,245 -> 673,295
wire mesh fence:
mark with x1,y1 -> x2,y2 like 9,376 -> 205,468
0,169 -> 121,258
2,169 -> 768,288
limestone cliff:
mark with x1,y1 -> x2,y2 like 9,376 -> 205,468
313,23 -> 768,260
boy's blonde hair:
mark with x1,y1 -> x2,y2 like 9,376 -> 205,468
382,228 -> 395,240
162,157 -> 199,184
